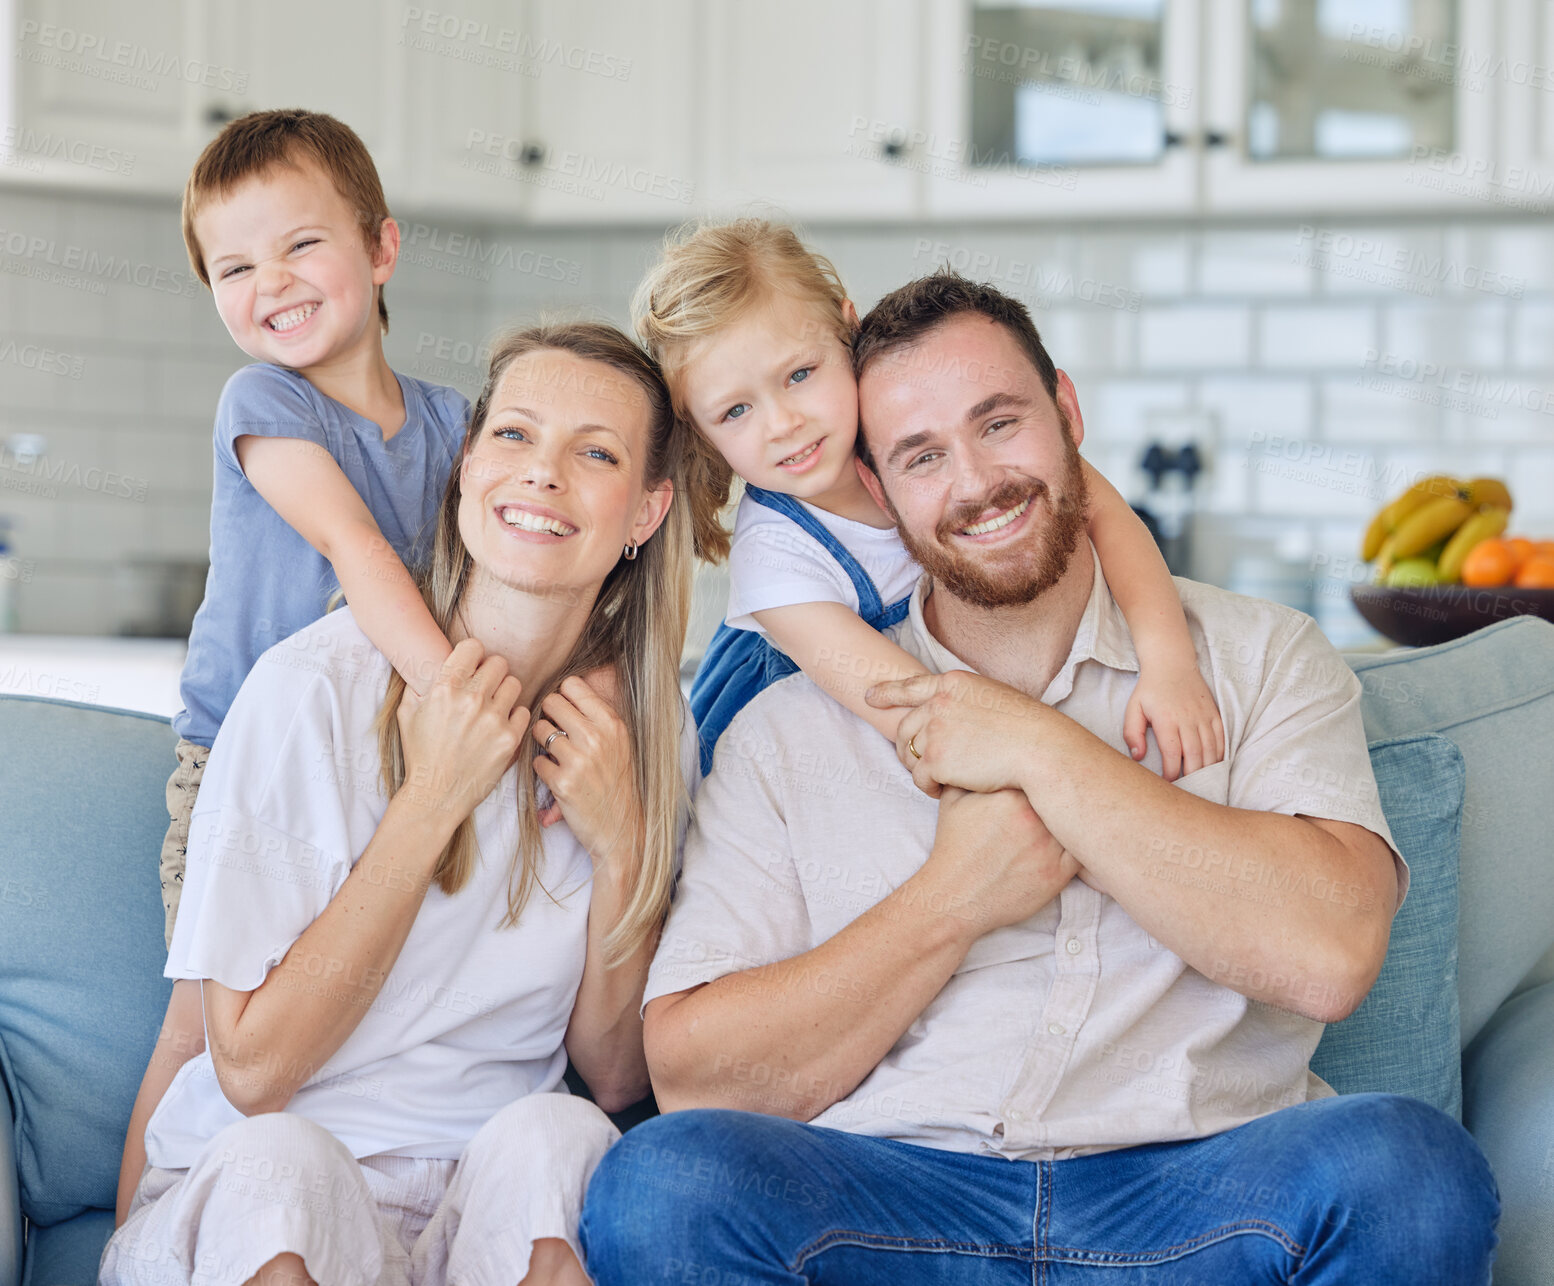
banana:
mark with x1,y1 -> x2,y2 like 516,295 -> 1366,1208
1436,506 -> 1511,582
1387,495 -> 1473,559
1462,477 -> 1513,514
1361,475 -> 1463,560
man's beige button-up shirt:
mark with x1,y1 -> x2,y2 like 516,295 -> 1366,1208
647,543 -> 1406,1160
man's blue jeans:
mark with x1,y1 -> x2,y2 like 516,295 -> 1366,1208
580,1093 -> 1498,1283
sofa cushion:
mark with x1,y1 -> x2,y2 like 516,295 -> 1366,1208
1461,979 -> 1554,1286
1346,615 -> 1554,1046
20,1209 -> 113,1286
1310,733 -> 1464,1117
0,697 -> 175,1227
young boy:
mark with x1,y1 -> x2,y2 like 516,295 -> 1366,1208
117,109 -> 466,1225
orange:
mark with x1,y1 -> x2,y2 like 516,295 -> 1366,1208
1534,540 -> 1554,560
1504,537 -> 1534,569
1515,555 -> 1554,589
1461,539 -> 1518,587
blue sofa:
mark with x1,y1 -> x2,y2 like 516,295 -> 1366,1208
3,616 -> 1552,1285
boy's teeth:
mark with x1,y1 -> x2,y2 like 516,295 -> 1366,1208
960,496 -> 1030,536
266,302 -> 318,332
780,441 -> 818,466
500,506 -> 575,536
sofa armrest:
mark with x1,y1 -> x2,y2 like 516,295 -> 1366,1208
0,1096 -> 21,1286
1462,980 -> 1554,1286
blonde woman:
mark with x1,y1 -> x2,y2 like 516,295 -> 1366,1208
101,323 -> 697,1286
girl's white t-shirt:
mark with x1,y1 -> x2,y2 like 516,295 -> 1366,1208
146,605 -> 694,1170
723,491 -> 921,635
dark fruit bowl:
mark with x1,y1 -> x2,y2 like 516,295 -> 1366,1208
1351,584 -> 1554,647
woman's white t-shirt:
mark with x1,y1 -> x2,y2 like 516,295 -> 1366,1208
146,605 -> 693,1170
723,491 -> 921,636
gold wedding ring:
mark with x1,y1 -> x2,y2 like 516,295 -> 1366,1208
908,733 -> 922,760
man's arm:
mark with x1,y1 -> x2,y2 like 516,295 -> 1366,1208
646,788 -> 1078,1118
867,672 -> 1396,1023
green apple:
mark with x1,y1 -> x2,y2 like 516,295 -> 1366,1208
1384,557 -> 1442,588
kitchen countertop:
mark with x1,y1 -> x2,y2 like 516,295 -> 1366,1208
0,634 -> 186,717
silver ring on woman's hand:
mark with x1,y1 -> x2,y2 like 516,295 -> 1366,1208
544,729 -> 568,752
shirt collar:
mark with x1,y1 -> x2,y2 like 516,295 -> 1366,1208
902,541 -> 1142,702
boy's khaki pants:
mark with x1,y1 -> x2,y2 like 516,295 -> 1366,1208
158,738 -> 209,950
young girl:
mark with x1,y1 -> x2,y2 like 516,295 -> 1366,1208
632,219 -> 1224,781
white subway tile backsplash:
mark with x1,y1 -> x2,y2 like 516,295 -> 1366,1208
5,185 -> 1554,635
1139,306 -> 1252,370
1197,232 -> 1313,297
1077,232 -> 1191,298
1381,302 -> 1509,370
1320,374 -> 1439,443
1444,224 -> 1554,296
51,495 -> 150,561
1249,445 -> 1380,517
144,499 -> 214,561
1499,449 -> 1554,524
1259,305 -> 1376,369
1084,378 -> 1190,443
1198,377 -> 1313,445
149,354 -> 243,419
14,565 -> 119,634
1303,225 -> 1447,300
1510,301 -> 1554,370
1036,306 -> 1135,372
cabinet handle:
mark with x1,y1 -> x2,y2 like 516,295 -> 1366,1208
882,134 -> 909,161
205,105 -> 236,127
1203,130 -> 1231,149
520,142 -> 547,167
1163,130 -> 1185,148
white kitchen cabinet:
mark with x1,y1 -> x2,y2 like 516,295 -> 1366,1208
399,0 -> 532,219
3,0 -> 208,191
1200,0 -> 1499,213
520,0 -> 700,224
921,0 -> 1200,219
202,0 -> 410,200
1492,0 -> 1554,213
699,0 -> 923,220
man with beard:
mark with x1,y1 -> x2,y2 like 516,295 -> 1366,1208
580,273 -> 1499,1285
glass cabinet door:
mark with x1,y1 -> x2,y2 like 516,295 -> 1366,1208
969,0 -> 1171,168
925,0 -> 1199,217
1203,0 -> 1495,210
1246,0 -> 1455,161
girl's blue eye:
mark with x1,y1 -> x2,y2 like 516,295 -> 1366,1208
790,366 -> 813,385
291,239 -> 319,253
221,265 -> 250,280
724,403 -> 751,422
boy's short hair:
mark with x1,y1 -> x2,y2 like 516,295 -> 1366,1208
182,109 -> 393,331
851,269 -> 1059,471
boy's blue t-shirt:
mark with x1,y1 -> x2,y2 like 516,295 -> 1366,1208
172,363 -> 470,748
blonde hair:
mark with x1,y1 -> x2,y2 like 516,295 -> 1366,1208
183,109 -> 393,332
371,323 -> 692,964
631,218 -> 852,564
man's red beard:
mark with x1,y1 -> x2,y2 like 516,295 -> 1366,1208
883,412 -> 1090,611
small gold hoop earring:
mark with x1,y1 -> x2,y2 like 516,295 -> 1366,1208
622,541 -> 639,561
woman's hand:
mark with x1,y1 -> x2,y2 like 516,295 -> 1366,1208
530,673 -> 642,869
395,638 -> 529,838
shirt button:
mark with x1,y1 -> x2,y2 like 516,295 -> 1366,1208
1047,1022 -> 1066,1036
1066,938 -> 1083,955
